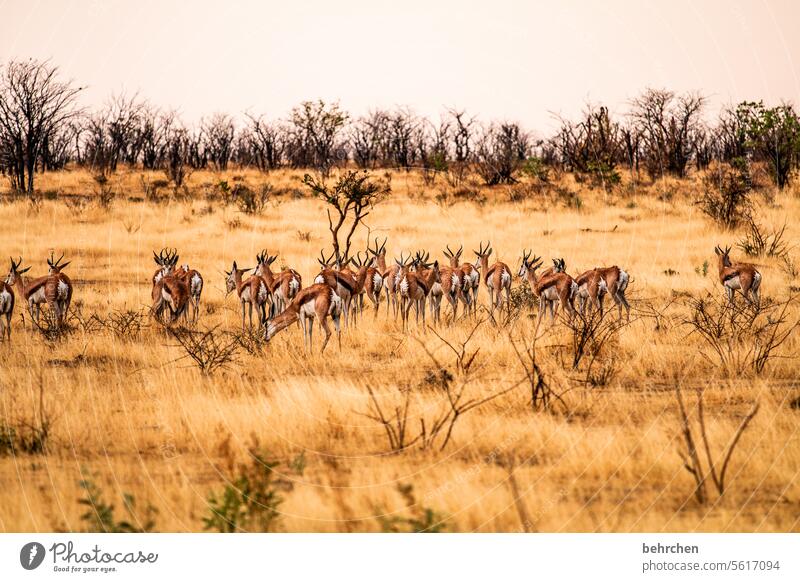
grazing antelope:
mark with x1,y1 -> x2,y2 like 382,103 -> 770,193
364,239 -> 385,316
44,252 -> 73,327
314,250 -> 356,327
255,250 -> 302,317
518,250 -> 577,323
175,263 -> 204,324
6,257 -> 48,324
474,241 -> 512,313
226,260 -> 270,332
573,268 -> 608,315
264,283 -> 342,353
715,245 -> 761,306
398,252 -> 440,330
0,277 -> 14,341
592,265 -> 631,320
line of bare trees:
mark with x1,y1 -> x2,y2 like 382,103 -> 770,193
2,59 -> 799,194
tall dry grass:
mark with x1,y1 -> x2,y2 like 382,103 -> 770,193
0,167 -> 798,532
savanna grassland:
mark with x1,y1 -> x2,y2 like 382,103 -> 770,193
0,166 -> 798,533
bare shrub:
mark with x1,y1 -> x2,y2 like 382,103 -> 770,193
699,158 -> 753,228
375,483 -> 448,532
683,294 -> 799,375
233,183 -> 273,215
737,216 -> 791,259
167,326 -> 239,376
0,376 -> 55,456
675,385 -> 759,505
98,309 -> 148,340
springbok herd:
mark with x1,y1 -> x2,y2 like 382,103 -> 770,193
0,242 -> 762,352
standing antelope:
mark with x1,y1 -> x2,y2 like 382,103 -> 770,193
432,246 -> 467,323
255,250 -> 302,317
474,241 -> 512,314
226,260 -> 270,332
175,263 -> 204,324
0,273 -> 14,341
347,252 -> 374,322
6,258 -> 49,325
44,252 -> 73,327
592,265 -> 631,320
370,238 -> 402,319
364,239 -> 385,316
314,250 -> 356,327
398,253 -> 440,330
715,245 -> 761,306
151,248 -> 179,323
264,283 -> 342,353
573,268 -> 608,315
518,250 -> 577,323
444,244 -> 478,316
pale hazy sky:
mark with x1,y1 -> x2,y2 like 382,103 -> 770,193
2,0 -> 798,131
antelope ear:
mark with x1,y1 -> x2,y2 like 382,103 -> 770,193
232,261 -> 238,270
20,266 -> 31,274
59,261 -> 71,270
487,248 -> 493,257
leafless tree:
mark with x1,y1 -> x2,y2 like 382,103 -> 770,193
350,109 -> 390,169
242,113 -> 284,171
474,122 -> 530,185
630,88 -> 705,179
0,59 -> 83,192
286,100 -> 348,176
446,108 -> 475,186
202,113 -> 235,171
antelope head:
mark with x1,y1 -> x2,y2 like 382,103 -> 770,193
714,245 -> 733,267
224,261 -> 252,295
443,244 -> 463,267
317,249 -> 336,271
255,250 -> 278,277
518,250 -> 542,278
46,251 -> 71,275
6,256 -> 31,285
367,237 -> 387,260
412,250 -> 430,272
551,258 -> 566,273
473,240 -> 492,268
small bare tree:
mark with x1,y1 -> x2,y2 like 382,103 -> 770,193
0,59 -> 83,192
303,170 -> 389,261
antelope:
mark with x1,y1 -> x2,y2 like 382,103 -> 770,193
715,245 -> 761,306
370,238 -> 402,319
151,248 -> 179,323
255,250 -> 302,317
398,252 -> 440,330
314,250 -> 356,327
592,265 -> 631,320
432,246 -> 467,323
573,268 -> 609,315
44,252 -> 73,327
264,283 -> 342,353
226,260 -> 270,332
0,276 -> 14,341
518,250 -> 577,323
348,252 -> 375,322
175,263 -> 204,324
474,241 -> 512,313
364,239 -> 385,316
6,257 -> 49,325
442,244 -> 473,318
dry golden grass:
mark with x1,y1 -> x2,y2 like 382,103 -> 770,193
0,166 -> 798,532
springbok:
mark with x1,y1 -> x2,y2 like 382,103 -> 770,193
255,250 -> 302,317
518,250 -> 577,323
6,258 -> 49,325
715,245 -> 761,306
442,244 -> 472,318
431,247 -> 466,323
0,275 -> 14,341
151,248 -> 179,323
44,252 -> 73,327
264,283 -> 342,353
364,239 -> 385,316
175,263 -> 204,324
474,241 -> 512,313
592,265 -> 631,320
369,238 -> 402,319
226,261 -> 270,332
348,252 -> 375,322
398,253 -> 440,330
314,250 -> 356,327
573,268 -> 608,315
